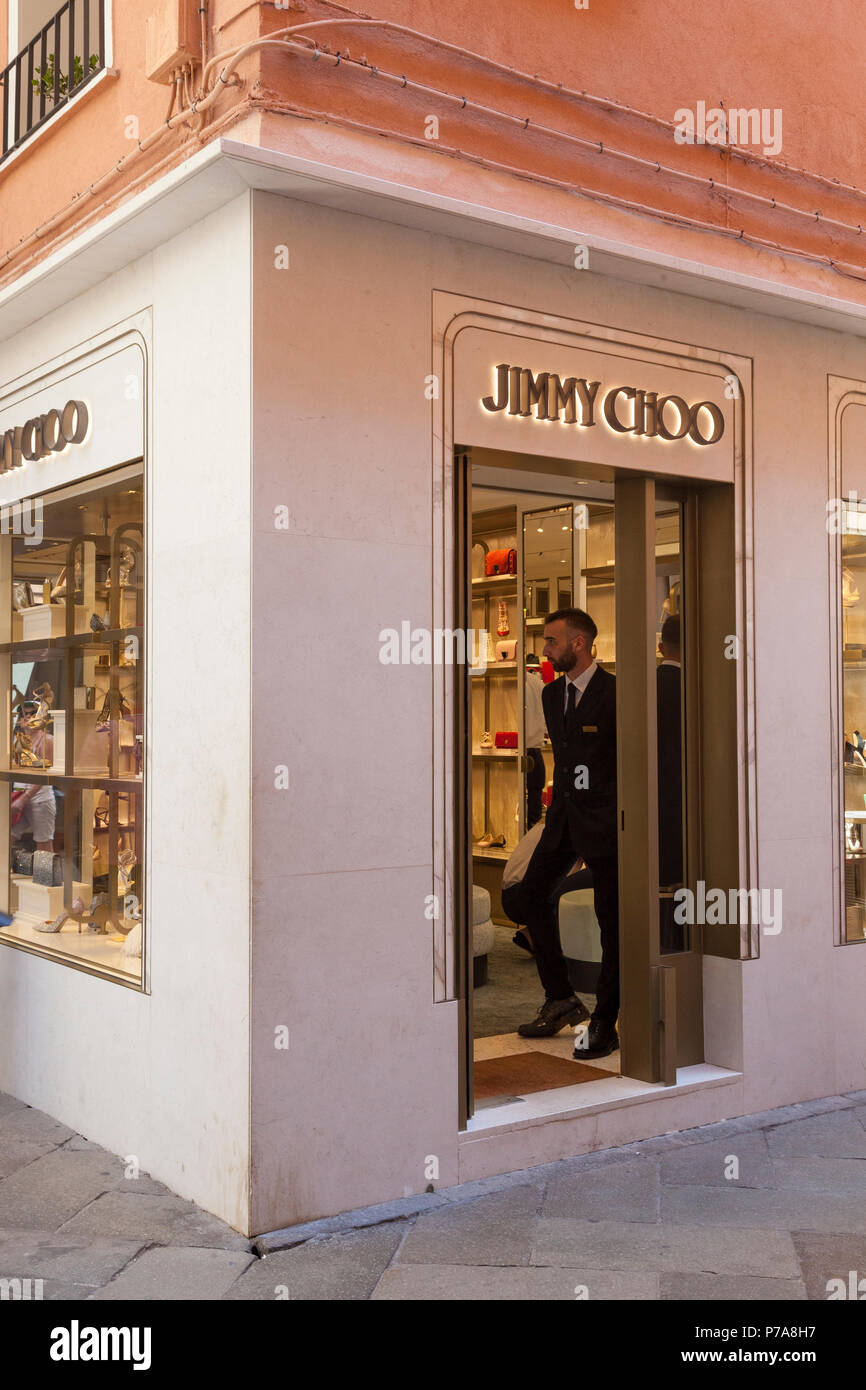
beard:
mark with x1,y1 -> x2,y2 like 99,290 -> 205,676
550,653 -> 574,672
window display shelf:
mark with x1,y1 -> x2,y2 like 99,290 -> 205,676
0,625 -> 142,655
472,575 -> 517,594
472,846 -> 511,862
473,748 -> 519,759
1,771 -> 141,790
471,662 -> 517,674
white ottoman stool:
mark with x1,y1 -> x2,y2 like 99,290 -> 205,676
472,885 -> 495,987
558,888 -> 602,993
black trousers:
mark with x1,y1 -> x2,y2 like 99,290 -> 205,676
526,748 -> 545,827
501,821 -> 620,1028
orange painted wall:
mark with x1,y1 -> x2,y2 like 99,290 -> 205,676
0,0 -> 253,280
358,0 -> 865,187
1,0 -> 865,300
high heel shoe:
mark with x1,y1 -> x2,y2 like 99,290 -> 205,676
95,690 -> 131,732
11,708 -> 39,767
36,897 -> 85,934
28,683 -> 54,730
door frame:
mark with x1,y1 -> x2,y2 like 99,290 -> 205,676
433,293 -> 756,1127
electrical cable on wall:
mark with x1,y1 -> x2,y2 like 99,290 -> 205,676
3,13 -> 866,286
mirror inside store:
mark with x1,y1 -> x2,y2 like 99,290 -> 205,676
469,468 -> 687,1105
0,471 -> 144,982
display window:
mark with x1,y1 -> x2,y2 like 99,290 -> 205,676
0,469 -> 144,983
842,531 -> 866,941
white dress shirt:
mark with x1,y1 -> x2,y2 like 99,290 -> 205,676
563,659 -> 598,713
524,669 -> 547,748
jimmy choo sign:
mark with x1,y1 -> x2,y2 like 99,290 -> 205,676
481,363 -> 725,446
1,399 -> 89,474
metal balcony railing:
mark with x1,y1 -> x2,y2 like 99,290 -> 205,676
0,0 -> 105,163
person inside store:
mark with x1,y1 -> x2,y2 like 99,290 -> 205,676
515,607 -> 620,1059
524,653 -> 547,830
502,818 -> 594,959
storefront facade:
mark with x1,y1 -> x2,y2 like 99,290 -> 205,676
1,152 -> 865,1235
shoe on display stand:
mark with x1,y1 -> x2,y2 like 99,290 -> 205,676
497,600 -> 510,637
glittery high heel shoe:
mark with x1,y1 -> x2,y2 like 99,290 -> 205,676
36,897 -> 86,934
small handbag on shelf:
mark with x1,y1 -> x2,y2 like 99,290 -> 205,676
32,850 -> 63,887
494,731 -> 519,749
12,848 -> 33,876
495,639 -> 517,661
485,548 -> 517,576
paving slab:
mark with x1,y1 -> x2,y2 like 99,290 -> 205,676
661,1182 -> 866,1234
660,1132 -> 776,1190
372,1263 -> 660,1300
659,1273 -> 807,1300
0,1148 -> 127,1228
764,1110 -> 866,1159
0,1106 -> 76,1147
790,1232 -> 866,1302
543,1157 -> 660,1222
225,1227 -> 404,1300
0,1277 -> 94,1301
396,1185 -> 542,1267
90,1246 -> 254,1300
0,1132 -> 58,1180
0,1094 -> 26,1121
771,1156 -> 866,1193
532,1219 -> 801,1277
0,1229 -> 145,1285
59,1191 -> 251,1250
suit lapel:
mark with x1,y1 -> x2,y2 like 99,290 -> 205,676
546,676 -> 566,743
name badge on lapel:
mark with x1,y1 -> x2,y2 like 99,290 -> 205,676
581,725 -> 598,733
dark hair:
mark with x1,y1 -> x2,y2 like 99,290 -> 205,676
545,607 -> 598,645
661,614 -> 680,648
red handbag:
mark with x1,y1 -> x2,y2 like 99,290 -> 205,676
494,731 -> 518,749
485,548 -> 517,576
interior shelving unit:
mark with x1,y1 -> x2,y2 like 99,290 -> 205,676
1,485 -> 144,976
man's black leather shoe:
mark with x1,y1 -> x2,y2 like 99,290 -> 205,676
573,1018 -> 619,1059
518,995 -> 590,1037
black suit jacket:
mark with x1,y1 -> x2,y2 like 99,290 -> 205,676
540,666 -> 618,858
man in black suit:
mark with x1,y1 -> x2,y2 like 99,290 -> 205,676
514,607 -> 620,1059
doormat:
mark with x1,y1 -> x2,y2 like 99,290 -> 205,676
474,1050 -> 613,1100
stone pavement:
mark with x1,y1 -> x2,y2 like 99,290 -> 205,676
1,1086 -> 866,1299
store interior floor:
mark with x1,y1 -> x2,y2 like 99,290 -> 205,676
472,924 -> 621,1109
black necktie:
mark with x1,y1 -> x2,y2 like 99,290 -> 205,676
565,681 -> 577,737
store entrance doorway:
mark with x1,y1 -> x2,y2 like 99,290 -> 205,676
456,449 -> 727,1123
